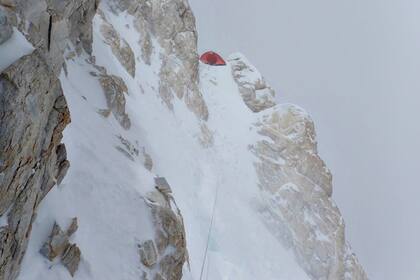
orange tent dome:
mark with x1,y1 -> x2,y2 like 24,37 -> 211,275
199,51 -> 226,66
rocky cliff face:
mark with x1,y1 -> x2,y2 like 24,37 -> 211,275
0,0 -> 195,279
0,51 -> 69,279
0,1 -> 96,279
227,54 -> 368,280
252,106 -> 367,280
109,0 -> 208,121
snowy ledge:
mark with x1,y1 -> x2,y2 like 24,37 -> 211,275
0,28 -> 34,73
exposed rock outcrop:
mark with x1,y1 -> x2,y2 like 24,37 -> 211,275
8,0 -> 97,74
40,223 -> 67,261
251,105 -> 367,280
0,1 -> 96,279
99,73 -> 131,129
40,218 -> 78,261
142,178 -> 188,280
62,244 -> 81,277
86,58 -> 132,130
229,53 -> 276,112
109,0 -> 209,121
0,51 -> 71,280
40,218 -> 81,277
98,10 -> 136,77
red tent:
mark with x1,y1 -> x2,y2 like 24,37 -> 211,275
200,51 -> 226,66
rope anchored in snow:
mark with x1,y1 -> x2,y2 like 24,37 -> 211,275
199,183 -> 220,280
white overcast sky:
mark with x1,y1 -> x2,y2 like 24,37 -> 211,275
189,0 -> 420,279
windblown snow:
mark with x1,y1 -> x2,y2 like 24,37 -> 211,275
16,1 -> 361,280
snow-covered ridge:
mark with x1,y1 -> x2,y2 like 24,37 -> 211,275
252,104 -> 367,279
0,0 -> 367,279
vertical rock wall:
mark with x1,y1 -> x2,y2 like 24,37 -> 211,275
229,53 -> 368,280
252,106 -> 368,280
0,1 -> 97,279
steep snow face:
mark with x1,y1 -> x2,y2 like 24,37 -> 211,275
17,0 -> 365,279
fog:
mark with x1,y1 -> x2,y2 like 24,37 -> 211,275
189,0 -> 420,279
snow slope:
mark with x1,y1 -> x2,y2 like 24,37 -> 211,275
17,1 -> 353,280
0,28 -> 33,72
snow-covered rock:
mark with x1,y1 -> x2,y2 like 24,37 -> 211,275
0,0 -> 368,280
229,52 -> 276,112
98,10 -> 136,77
252,105 -> 367,279
144,182 -> 188,280
99,73 -> 131,130
109,0 -> 209,121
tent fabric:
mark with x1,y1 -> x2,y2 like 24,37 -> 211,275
200,51 -> 226,66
